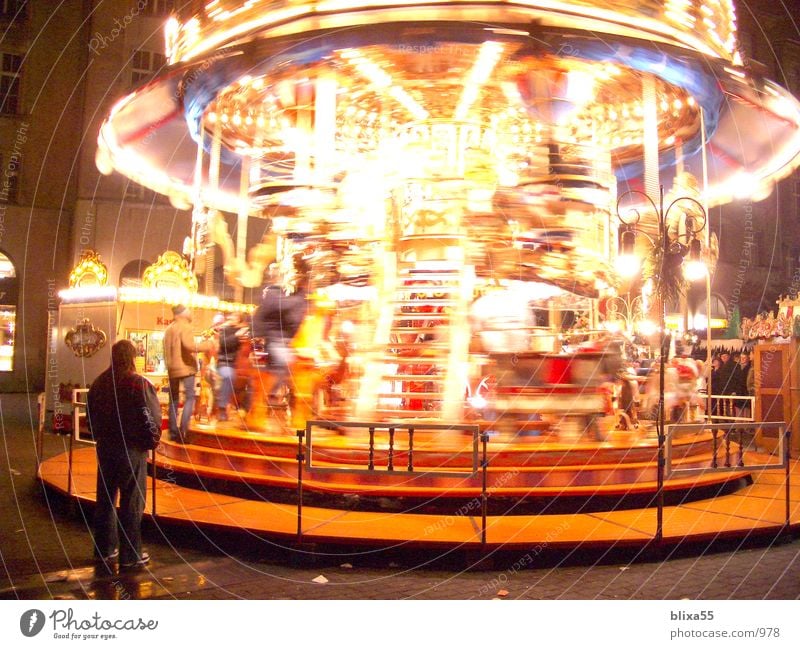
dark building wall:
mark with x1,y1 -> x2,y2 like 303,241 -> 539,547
73,1 -> 192,282
0,2 -> 88,392
710,2 -> 800,320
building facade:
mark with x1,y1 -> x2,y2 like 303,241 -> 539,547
0,0 -> 196,392
1,0 -> 800,391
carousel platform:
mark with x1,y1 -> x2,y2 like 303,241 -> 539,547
146,423 -> 752,506
37,425 -> 800,550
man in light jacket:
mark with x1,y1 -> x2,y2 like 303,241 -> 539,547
163,304 -> 216,443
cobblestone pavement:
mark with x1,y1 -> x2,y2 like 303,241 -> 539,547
2,394 -> 799,600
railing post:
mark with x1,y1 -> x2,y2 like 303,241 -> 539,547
480,431 -> 489,546
296,428 -> 305,542
368,427 -> 375,471
35,393 -> 45,474
656,423 -> 665,545
407,427 -> 414,472
785,426 -> 791,532
737,428 -> 745,467
67,428 -> 75,497
711,429 -> 718,468
724,431 -> 732,468
388,427 -> 395,472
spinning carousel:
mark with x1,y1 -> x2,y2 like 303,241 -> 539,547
41,1 -> 800,549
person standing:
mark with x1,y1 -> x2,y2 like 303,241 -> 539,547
710,356 -> 723,418
252,267 -> 309,404
733,352 -> 753,418
163,304 -> 216,442
87,340 -> 162,570
215,311 -> 244,421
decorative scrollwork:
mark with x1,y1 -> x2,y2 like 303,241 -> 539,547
68,251 -> 108,288
64,319 -> 107,358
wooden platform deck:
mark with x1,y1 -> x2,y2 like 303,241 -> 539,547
38,447 -> 800,549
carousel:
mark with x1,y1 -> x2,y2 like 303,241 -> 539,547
40,0 -> 800,550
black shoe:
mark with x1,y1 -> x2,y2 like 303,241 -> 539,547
120,551 -> 150,570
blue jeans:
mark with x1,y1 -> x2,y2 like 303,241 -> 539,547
168,375 -> 195,442
267,338 -> 292,399
217,365 -> 236,417
93,444 -> 147,564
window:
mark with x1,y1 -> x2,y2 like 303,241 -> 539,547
0,251 -> 16,372
0,52 -> 22,114
119,259 -> 150,287
0,0 -> 28,19
131,49 -> 166,85
140,0 -> 174,17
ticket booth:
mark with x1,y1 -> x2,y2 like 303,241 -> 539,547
748,301 -> 800,457
45,250 -> 254,432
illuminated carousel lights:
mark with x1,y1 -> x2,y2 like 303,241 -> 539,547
167,0 -> 742,64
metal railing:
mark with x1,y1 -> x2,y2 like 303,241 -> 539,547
301,420 -> 487,543
51,407 -> 792,547
706,394 -> 756,422
666,421 -> 791,533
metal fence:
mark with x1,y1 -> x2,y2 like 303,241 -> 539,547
666,421 -> 791,532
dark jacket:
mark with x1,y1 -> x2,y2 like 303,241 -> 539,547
217,324 -> 241,367
717,359 -> 736,394
87,368 -> 162,452
252,286 -> 308,340
731,362 -> 751,396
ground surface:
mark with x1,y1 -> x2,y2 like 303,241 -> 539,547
1,393 -> 798,600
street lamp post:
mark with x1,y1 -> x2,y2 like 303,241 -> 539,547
616,185 -> 707,544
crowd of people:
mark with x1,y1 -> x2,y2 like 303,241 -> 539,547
620,348 -> 755,426
710,350 -> 754,417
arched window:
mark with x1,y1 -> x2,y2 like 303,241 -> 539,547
0,251 -> 17,371
119,259 -> 150,287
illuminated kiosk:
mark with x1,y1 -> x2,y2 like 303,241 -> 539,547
40,1 -> 800,548
47,251 -> 255,432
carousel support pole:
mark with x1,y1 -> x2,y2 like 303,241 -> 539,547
643,75 -> 664,544
480,431 -> 489,546
234,155 -> 251,303
296,428 -> 305,542
209,119 -> 221,191
204,246 -> 215,295
656,188 -> 667,546
191,116 -> 205,279
700,108 -> 713,421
